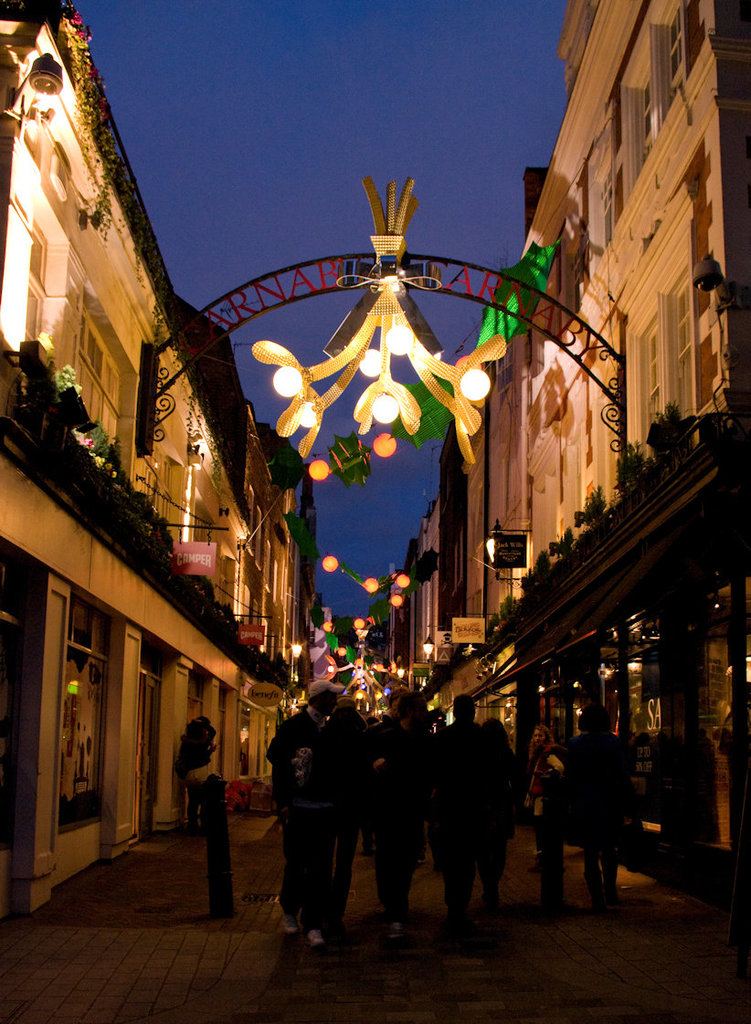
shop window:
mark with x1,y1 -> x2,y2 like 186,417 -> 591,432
626,617 -> 663,832
697,585 -> 735,849
59,598 -> 108,827
239,701 -> 250,776
187,671 -> 204,722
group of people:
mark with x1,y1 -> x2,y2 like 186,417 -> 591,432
266,680 -> 525,948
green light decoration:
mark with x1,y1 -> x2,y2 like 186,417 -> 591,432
346,644 -> 357,663
476,241 -> 558,348
368,595 -> 392,624
310,604 -> 325,628
328,432 -> 372,488
267,446 -> 305,491
391,378 -> 454,448
338,561 -> 364,585
325,631 -> 340,653
283,512 -> 320,560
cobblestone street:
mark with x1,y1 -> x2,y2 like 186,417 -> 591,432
0,812 -> 747,1024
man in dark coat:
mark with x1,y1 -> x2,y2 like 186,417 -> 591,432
369,690 -> 431,944
431,694 -> 493,937
266,679 -> 343,948
567,703 -> 634,911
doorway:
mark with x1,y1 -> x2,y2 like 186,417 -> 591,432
133,667 -> 160,840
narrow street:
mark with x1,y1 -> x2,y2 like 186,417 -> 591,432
0,811 -> 746,1024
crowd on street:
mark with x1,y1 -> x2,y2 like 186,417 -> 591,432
262,679 -> 635,950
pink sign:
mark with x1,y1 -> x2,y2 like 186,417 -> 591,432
238,623 -> 265,647
171,541 -> 217,576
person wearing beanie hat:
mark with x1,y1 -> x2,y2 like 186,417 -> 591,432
266,677 -> 344,949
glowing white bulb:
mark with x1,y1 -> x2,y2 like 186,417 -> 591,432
299,402 -> 317,428
273,365 -> 303,398
460,368 -> 491,401
372,393 -> 399,423
359,349 -> 381,377
385,324 -> 414,356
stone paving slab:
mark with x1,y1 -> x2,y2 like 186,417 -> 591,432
0,813 -> 748,1023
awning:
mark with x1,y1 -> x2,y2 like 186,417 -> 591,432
478,519 -> 691,693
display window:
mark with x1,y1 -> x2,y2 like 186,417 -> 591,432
59,598 -> 108,827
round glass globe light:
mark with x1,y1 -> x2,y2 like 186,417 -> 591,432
353,617 -> 366,630
359,349 -> 381,377
390,593 -> 404,607
321,555 -> 339,573
273,365 -> 303,398
337,647 -> 347,657
373,433 -> 397,458
372,393 -> 399,424
385,324 -> 414,356
322,621 -> 334,632
299,402 -> 317,428
460,368 -> 491,401
363,577 -> 379,594
309,459 -> 330,481
395,572 -> 411,588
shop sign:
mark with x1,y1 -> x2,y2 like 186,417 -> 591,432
452,617 -> 486,644
412,662 -> 431,677
494,533 -> 527,569
171,541 -> 217,575
247,681 -> 283,707
238,622 -> 265,646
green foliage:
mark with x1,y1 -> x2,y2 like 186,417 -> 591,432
549,526 -> 575,559
616,442 -> 654,494
656,401 -> 682,425
54,364 -> 81,395
582,485 -> 608,524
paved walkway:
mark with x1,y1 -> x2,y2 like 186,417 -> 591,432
0,812 -> 748,1024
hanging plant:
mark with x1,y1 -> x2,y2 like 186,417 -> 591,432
58,5 -> 177,331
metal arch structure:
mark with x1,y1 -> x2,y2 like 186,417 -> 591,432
151,251 -> 626,450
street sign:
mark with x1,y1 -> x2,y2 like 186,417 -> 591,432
494,533 -> 527,569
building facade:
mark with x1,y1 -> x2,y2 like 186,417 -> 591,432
0,5 -> 298,916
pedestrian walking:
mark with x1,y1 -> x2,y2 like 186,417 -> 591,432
266,679 -> 343,949
567,703 -> 635,912
524,724 -> 566,870
369,689 -> 432,945
321,694 -> 369,938
174,716 -> 216,835
477,718 -> 518,911
431,694 -> 493,938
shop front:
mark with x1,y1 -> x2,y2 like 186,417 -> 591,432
477,426 -> 751,904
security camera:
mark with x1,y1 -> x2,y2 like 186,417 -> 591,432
692,256 -> 725,292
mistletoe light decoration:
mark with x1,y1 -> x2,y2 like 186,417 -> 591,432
252,177 -> 508,465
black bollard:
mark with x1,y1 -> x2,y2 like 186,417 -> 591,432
540,769 -> 565,913
202,774 -> 234,918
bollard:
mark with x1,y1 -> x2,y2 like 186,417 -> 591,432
202,774 -> 234,918
540,769 -> 565,913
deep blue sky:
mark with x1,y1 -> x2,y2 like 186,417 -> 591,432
75,0 -> 568,616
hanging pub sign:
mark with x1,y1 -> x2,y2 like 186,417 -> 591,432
452,617 -> 486,644
247,681 -> 282,707
171,541 -> 217,575
238,622 -> 266,646
494,533 -> 527,569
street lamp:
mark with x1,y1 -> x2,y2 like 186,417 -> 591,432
423,635 -> 434,659
486,518 -> 503,570
290,642 -> 302,684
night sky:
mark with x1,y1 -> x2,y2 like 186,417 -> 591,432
74,0 -> 568,616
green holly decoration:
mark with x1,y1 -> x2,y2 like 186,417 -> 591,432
328,432 -> 372,487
